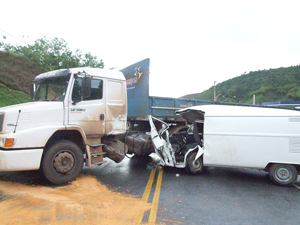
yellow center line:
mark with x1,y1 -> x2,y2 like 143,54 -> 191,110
148,167 -> 163,223
293,183 -> 300,190
135,167 -> 157,224
142,167 -> 157,201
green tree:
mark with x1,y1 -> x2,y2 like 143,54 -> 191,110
1,36 -> 104,71
81,52 -> 104,68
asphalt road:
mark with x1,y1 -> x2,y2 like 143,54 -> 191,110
0,154 -> 300,224
83,154 -> 300,225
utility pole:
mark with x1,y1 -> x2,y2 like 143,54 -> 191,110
214,81 -> 217,101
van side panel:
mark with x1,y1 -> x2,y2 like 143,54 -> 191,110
203,116 -> 300,168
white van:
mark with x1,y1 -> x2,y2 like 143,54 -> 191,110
149,105 -> 300,186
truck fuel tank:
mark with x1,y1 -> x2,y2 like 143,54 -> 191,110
125,132 -> 154,156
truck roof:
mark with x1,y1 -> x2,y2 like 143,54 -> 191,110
34,67 -> 125,81
177,104 -> 300,118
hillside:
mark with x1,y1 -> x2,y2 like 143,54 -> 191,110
0,83 -> 31,107
183,66 -> 300,105
0,51 -> 44,95
0,51 -> 44,106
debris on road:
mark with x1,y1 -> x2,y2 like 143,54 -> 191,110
0,175 -> 151,225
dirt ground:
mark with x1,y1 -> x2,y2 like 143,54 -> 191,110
0,175 -> 153,225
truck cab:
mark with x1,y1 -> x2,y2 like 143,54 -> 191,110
0,67 -> 127,184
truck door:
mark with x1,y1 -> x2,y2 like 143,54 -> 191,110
68,76 -> 106,137
105,80 -> 127,134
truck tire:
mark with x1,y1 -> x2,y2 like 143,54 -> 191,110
269,164 -> 298,186
186,151 -> 203,175
42,140 -> 84,184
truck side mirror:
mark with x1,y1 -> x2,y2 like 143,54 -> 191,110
82,76 -> 91,98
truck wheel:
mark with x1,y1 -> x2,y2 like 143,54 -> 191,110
269,164 -> 298,186
186,151 -> 203,175
42,140 -> 84,184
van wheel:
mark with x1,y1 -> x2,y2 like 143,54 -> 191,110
186,151 -> 203,175
42,140 -> 84,184
269,164 -> 298,186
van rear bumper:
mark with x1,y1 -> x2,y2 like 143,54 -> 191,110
0,149 -> 43,171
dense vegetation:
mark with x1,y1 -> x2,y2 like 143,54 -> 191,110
1,36 -> 104,72
182,66 -> 300,105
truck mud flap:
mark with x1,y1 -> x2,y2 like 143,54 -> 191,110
102,138 -> 128,163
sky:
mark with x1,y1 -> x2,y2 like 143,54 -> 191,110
1,0 -> 300,98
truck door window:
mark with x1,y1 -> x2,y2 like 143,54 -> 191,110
72,77 -> 103,102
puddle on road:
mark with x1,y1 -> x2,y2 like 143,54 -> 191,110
0,175 -> 151,225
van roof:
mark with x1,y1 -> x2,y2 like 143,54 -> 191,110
34,67 -> 125,81
177,104 -> 300,117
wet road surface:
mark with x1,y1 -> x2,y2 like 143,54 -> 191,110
0,153 -> 300,224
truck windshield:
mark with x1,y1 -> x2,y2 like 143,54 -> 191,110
34,75 -> 70,101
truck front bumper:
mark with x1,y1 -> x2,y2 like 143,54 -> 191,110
0,148 -> 43,171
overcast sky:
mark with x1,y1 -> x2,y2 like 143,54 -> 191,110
1,0 -> 300,98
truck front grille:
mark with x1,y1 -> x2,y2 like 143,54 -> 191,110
0,113 -> 4,132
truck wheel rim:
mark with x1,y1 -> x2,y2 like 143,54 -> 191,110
53,151 -> 75,174
275,167 -> 292,182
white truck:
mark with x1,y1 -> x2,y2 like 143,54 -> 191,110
149,105 -> 300,186
0,67 -> 128,184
